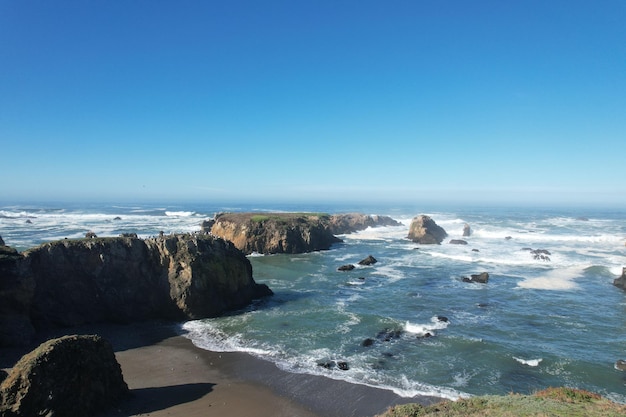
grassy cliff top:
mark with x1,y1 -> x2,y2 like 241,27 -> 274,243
378,388 -> 626,417
215,212 -> 329,223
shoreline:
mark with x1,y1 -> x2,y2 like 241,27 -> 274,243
2,321 -> 444,417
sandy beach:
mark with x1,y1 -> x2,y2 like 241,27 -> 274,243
1,321 -> 443,417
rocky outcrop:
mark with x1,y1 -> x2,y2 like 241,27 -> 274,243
462,272 -> 489,284
0,234 -> 272,346
449,239 -> 468,245
338,264 -> 355,271
463,223 -> 471,237
407,215 -> 447,244
0,335 -> 128,416
358,255 -> 377,265
613,267 -> 626,290
0,236 -> 4,246
209,213 -> 342,254
325,213 -> 401,235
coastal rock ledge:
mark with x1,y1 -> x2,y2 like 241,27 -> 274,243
208,212 -> 400,255
613,267 -> 626,290
0,234 -> 272,347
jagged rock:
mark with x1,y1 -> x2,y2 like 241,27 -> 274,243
0,236 -> 4,246
0,235 -> 272,345
0,370 -> 6,384
358,255 -> 377,265
407,215 -> 447,244
200,219 -> 215,233
449,239 -> 468,245
462,272 -> 489,284
113,216 -> 122,221
613,267 -> 626,290
337,361 -> 349,371
25,234 -> 272,328
325,213 -> 401,234
338,264 -> 355,271
376,328 -> 403,342
0,335 -> 128,416
530,249 -> 552,261
85,231 -> 98,238
119,233 -> 138,238
463,223 -> 471,237
209,213 -> 342,254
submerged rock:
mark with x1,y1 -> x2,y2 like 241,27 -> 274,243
407,215 -> 447,244
358,255 -> 377,265
0,335 -> 128,416
449,239 -> 468,245
462,272 -> 489,284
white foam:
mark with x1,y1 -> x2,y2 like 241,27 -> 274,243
516,266 -> 585,290
405,316 -> 449,337
165,210 -> 195,217
514,357 -> 543,367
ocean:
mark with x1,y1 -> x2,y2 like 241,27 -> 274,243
2,201 -> 625,402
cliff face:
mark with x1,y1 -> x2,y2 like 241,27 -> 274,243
210,213 -> 342,254
209,212 -> 401,255
0,234 -> 272,346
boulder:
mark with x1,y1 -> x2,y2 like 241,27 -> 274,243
407,215 -> 447,244
615,359 -> 626,371
449,239 -> 468,245
462,272 -> 489,284
338,264 -> 355,271
358,255 -> 377,265
613,267 -> 626,290
0,335 -> 128,416
462,223 -> 471,237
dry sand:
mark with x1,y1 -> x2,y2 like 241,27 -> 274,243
2,321 -> 443,417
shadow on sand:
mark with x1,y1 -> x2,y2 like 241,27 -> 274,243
98,382 -> 215,416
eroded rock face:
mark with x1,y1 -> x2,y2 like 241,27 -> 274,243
325,213 -> 401,235
0,335 -> 128,417
209,213 -> 342,254
209,212 -> 400,255
407,215 -> 448,244
0,234 -> 272,346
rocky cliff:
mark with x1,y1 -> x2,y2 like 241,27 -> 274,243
208,212 -> 401,255
613,267 -> 626,290
0,234 -> 272,347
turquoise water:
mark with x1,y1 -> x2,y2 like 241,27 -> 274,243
2,202 -> 626,401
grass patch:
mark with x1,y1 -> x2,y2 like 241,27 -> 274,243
377,388 -> 626,417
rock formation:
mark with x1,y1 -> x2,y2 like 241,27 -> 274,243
407,215 -> 447,244
0,236 -> 4,246
0,335 -> 128,416
325,213 -> 401,235
358,255 -> 377,265
462,272 -> 489,284
209,213 -> 341,254
613,267 -> 626,290
0,234 -> 272,346
449,239 -> 468,245
463,223 -> 471,237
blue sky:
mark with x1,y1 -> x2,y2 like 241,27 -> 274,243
1,1 -> 625,206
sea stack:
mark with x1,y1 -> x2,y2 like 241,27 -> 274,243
407,215 -> 447,244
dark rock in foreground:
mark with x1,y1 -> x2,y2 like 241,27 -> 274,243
0,335 -> 128,416
407,215 -> 447,244
0,234 -> 272,346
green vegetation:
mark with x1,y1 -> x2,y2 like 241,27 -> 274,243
249,213 -> 330,223
377,388 -> 626,417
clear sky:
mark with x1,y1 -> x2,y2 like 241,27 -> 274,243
1,1 -> 625,207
